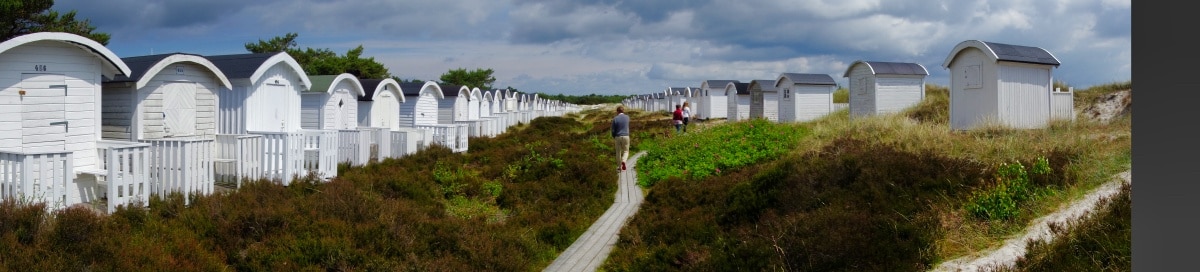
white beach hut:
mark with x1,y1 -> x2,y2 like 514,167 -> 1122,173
700,80 -> 738,120
942,40 -> 1063,130
302,74 -> 364,130
775,73 -> 837,123
356,78 -> 416,159
207,52 -> 336,185
0,32 -> 151,212
101,52 -> 234,201
725,82 -> 751,122
843,61 -> 929,118
748,80 -> 779,122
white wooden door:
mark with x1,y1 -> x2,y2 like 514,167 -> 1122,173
264,83 -> 288,132
162,82 -> 197,137
374,93 -> 396,129
334,91 -> 353,129
21,73 -> 67,153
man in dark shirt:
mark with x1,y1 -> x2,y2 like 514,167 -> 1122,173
612,106 -> 631,171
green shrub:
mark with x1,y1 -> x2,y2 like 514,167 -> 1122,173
637,118 -> 805,187
964,156 -> 1053,220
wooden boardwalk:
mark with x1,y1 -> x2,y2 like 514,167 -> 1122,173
543,151 -> 647,272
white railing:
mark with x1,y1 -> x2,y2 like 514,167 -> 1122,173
338,129 -> 371,166
415,124 -> 462,152
301,130 -> 338,180
248,131 -> 305,185
140,138 -> 214,202
0,149 -> 73,210
454,123 -> 469,153
214,134 -> 263,188
96,140 -> 152,213
361,127 -> 391,161
456,120 -> 484,138
396,130 -> 415,158
1052,87 -> 1075,121
833,103 -> 849,112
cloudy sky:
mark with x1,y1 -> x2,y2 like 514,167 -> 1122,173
55,0 -> 1131,96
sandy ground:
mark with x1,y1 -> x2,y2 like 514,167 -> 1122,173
930,170 -> 1132,272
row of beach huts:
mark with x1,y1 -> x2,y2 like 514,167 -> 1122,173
0,32 -> 582,213
625,40 -> 1076,130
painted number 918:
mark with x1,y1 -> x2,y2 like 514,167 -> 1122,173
34,65 -> 47,71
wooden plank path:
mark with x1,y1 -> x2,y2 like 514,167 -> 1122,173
543,151 -> 647,272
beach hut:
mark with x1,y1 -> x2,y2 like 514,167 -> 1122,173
775,73 -> 836,122
724,82 -> 751,121
101,52 -> 233,201
302,74 -> 365,130
942,40 -> 1062,130
700,80 -> 738,120
303,74 -> 380,166
207,52 -> 336,185
356,77 -> 416,159
357,78 -> 404,130
843,61 -> 929,118
397,81 -> 444,152
748,80 -> 779,122
0,32 -> 151,212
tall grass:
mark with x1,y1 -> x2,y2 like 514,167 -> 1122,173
1005,183 -> 1131,271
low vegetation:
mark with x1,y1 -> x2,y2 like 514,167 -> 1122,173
0,115 -> 619,271
602,82 -> 1131,271
1006,183 -> 1131,271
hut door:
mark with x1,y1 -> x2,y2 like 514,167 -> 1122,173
264,83 -> 289,131
20,73 -> 67,153
162,82 -> 197,137
375,93 -> 395,129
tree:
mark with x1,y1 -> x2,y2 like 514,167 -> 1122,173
392,76 -> 424,84
244,32 -> 298,53
1,0 -> 111,44
245,33 -> 390,79
439,68 -> 496,90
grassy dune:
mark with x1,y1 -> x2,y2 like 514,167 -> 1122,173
602,82 -> 1131,271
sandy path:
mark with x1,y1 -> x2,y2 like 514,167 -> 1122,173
931,170 -> 1132,272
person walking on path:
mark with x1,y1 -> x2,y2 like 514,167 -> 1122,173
612,106 -> 631,171
671,104 -> 684,134
681,102 -> 692,133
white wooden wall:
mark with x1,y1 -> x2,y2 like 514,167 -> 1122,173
438,95 -> 467,124
400,89 -> 441,127
101,85 -> 135,140
1051,87 -> 1075,121
949,47 -> 1000,130
0,40 -> 104,169
997,63 -> 1052,129
876,76 -> 925,115
847,64 -> 875,117
794,85 -> 834,122
324,88 -> 359,130
116,63 -> 222,140
220,63 -> 305,134
360,91 -> 400,130
727,94 -> 750,121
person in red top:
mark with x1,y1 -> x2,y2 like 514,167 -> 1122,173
672,104 -> 684,134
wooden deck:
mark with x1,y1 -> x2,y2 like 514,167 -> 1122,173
543,151 -> 646,272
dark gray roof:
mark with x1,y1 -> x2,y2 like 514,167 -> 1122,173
778,73 -> 836,86
105,53 -> 202,83
669,87 -> 687,95
863,61 -> 928,75
440,84 -> 463,97
399,82 -> 426,96
748,80 -> 777,93
730,82 -> 750,95
983,41 -> 1060,66
704,80 -> 740,89
359,78 -> 383,101
204,52 -> 282,80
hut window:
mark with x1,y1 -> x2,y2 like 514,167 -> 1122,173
965,65 -> 982,89
338,99 -> 344,107
783,89 -> 791,100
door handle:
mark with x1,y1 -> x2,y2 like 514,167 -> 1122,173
50,121 -> 68,126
